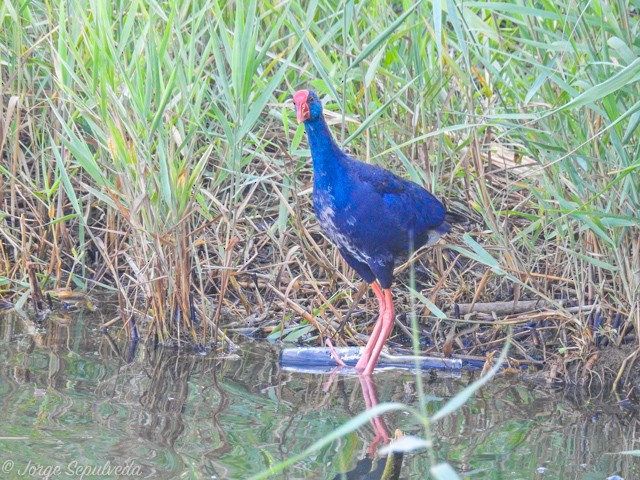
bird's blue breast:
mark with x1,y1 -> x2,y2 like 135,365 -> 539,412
313,186 -> 376,264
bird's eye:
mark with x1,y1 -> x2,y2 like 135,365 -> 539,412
308,96 -> 315,104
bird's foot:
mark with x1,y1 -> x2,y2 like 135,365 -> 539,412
354,353 -> 371,373
325,338 -> 346,367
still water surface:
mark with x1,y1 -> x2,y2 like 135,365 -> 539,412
0,309 -> 637,479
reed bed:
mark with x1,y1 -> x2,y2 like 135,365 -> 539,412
1,0 -> 638,386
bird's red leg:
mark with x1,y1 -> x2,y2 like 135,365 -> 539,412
360,289 -> 395,376
355,282 -> 387,372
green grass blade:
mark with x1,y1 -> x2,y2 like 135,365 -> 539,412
350,0 -> 424,69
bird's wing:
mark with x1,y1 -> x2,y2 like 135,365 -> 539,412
349,159 -> 446,231
366,169 -> 406,195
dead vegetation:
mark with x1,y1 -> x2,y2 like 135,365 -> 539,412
1,0 -> 639,390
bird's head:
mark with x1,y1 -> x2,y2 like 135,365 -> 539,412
293,90 -> 323,123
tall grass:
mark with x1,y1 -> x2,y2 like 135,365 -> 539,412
1,0 -> 638,356
1,0 -> 301,342
1,0 -> 638,353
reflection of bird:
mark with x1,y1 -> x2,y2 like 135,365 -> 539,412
293,90 -> 465,375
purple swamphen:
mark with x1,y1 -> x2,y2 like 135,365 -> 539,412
294,89 -> 464,375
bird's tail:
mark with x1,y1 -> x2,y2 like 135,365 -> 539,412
431,208 -> 469,240
444,210 -> 469,225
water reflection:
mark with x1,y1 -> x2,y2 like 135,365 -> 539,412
0,310 -> 638,479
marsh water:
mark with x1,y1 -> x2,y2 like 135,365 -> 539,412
0,309 -> 637,480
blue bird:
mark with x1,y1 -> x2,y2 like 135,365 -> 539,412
294,89 -> 464,375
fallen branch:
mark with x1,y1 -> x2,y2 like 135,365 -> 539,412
454,299 -> 569,316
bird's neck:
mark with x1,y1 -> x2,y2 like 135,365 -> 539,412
304,117 -> 345,174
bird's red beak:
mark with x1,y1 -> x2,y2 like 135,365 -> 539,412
293,90 -> 310,122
